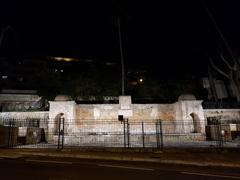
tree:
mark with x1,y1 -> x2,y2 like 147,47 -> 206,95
203,1 -> 240,102
210,53 -> 240,102
127,77 -> 205,103
36,70 -> 62,100
0,26 -> 11,48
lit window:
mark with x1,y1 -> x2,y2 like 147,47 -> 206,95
60,69 -> 64,72
1,75 -> 8,79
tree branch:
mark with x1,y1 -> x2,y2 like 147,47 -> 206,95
210,57 -> 230,79
0,26 -> 11,48
220,53 -> 232,70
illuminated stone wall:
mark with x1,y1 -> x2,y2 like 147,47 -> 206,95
204,109 -> 240,121
6,96 -> 240,146
47,96 -> 207,138
0,94 -> 42,111
0,111 -> 49,134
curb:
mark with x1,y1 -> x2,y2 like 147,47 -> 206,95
0,155 -> 23,159
14,152 -> 240,169
159,160 -> 240,168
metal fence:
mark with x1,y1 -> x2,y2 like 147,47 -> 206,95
0,118 -> 240,149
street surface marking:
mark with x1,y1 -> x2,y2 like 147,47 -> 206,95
25,159 -> 73,165
181,171 -> 240,179
98,164 -> 154,171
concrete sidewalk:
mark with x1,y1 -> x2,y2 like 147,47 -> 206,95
0,148 -> 240,168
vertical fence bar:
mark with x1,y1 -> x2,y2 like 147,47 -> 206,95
127,119 -> 130,148
12,119 -> 15,148
123,120 -> 126,148
142,121 -> 145,148
159,120 -> 164,150
8,120 -> 12,148
218,122 -> 222,148
214,119 -> 223,148
61,117 -> 65,149
156,121 -> 160,149
58,118 -> 61,149
219,120 -> 224,148
214,120 -> 218,147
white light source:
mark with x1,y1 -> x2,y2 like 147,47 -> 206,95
139,78 -> 143,83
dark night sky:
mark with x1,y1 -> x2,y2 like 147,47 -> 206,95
1,0 -> 240,79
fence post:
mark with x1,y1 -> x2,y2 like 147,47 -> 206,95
218,120 -> 224,148
123,119 -> 126,148
8,120 -> 13,148
142,121 -> 145,148
57,113 -> 65,149
57,117 -> 61,149
215,120 -> 223,148
159,120 -> 164,150
61,117 -> 65,149
156,121 -> 160,149
127,119 -> 130,148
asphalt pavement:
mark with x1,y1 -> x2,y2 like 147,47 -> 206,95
0,156 -> 240,180
1,148 -> 240,168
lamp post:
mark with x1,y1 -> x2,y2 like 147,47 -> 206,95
117,16 -> 125,95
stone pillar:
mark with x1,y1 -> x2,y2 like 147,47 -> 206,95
175,100 -> 206,134
118,96 -> 133,118
49,101 -> 76,121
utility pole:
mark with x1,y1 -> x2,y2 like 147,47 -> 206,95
117,16 -> 125,95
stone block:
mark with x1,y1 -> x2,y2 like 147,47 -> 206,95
119,96 -> 132,110
26,128 -> 45,144
18,127 -> 27,137
118,109 -> 133,117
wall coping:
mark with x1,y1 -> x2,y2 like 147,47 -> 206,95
0,111 -> 49,114
49,101 -> 76,104
204,109 -> 240,111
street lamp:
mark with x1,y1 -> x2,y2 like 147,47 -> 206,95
117,16 -> 125,95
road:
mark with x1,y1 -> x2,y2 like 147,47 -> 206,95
0,156 -> 240,180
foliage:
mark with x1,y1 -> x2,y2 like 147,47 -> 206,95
36,63 -> 121,101
210,53 -> 240,102
36,70 -> 61,100
127,77 -> 206,103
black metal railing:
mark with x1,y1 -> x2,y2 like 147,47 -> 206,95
0,118 -> 239,149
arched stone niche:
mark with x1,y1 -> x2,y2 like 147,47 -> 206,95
176,99 -> 206,134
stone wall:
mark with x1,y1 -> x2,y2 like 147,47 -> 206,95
74,104 -> 177,121
0,94 -> 40,101
2,96 -> 240,146
204,109 -> 240,121
0,111 -> 49,129
76,104 -> 120,120
0,111 -> 49,119
131,104 -> 176,121
46,96 -> 206,145
0,94 -> 43,111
